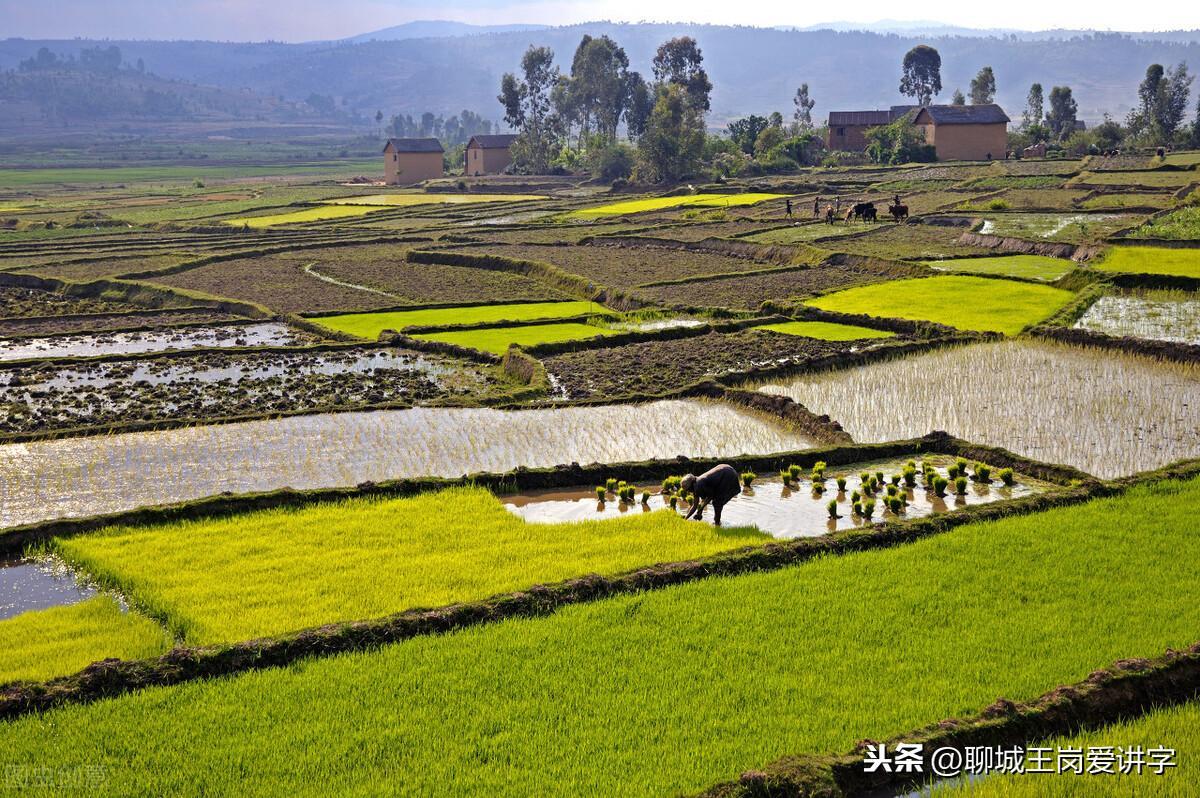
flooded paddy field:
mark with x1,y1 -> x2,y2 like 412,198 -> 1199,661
1073,292 -> 1200,345
0,308 -> 245,337
756,340 -> 1200,479
0,557 -> 96,619
0,347 -> 503,434
0,321 -> 322,361
0,400 -> 817,528
505,455 -> 1048,538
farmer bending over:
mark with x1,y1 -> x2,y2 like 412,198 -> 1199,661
681,464 -> 742,526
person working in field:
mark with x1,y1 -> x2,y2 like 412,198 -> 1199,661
681,464 -> 742,526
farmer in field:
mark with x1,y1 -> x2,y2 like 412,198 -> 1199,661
681,464 -> 742,526
785,198 -> 792,218
813,196 -> 821,217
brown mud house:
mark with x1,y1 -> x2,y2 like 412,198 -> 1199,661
826,104 -> 1009,161
383,138 -> 444,184
465,134 -> 518,176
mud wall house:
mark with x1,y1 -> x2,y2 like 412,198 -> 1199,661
826,110 -> 892,151
383,138 -> 444,184
465,134 -> 518,176
912,104 -> 1010,161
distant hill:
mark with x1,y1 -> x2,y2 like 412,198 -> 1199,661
344,20 -> 549,43
2,22 -> 1200,136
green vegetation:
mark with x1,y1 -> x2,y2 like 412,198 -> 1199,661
1075,169 -> 1197,187
805,275 -> 1074,335
52,487 -> 766,644
1128,205 -> 1200,240
754,320 -> 895,340
7,476 -> 1200,796
976,212 -> 1140,243
325,193 -> 546,206
937,701 -> 1199,796
0,160 -> 381,188
224,205 -> 384,227
414,321 -> 619,353
0,597 -> 171,684
1095,246 -> 1200,278
927,254 -> 1076,281
1081,192 -> 1174,210
1162,150 -> 1200,166
569,193 -> 787,218
313,301 -> 612,339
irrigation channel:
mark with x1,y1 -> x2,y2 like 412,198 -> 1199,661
0,558 -> 95,619
0,400 -> 816,528
505,455 -> 1047,538
0,322 -> 316,362
756,340 -> 1200,480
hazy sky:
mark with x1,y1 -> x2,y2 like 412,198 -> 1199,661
4,0 -> 1198,41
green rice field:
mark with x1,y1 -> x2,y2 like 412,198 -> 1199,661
324,193 -> 547,206
0,597 -> 171,684
1095,246 -> 1200,278
312,301 -> 612,338
413,321 -> 619,353
52,486 -> 765,643
224,205 -> 385,227
753,320 -> 895,340
569,193 -> 787,218
804,275 -> 1074,335
4,476 -> 1199,796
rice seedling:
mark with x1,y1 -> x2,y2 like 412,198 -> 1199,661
954,476 -> 969,495
224,205 -> 385,228
415,322 -> 622,355
1095,246 -> 1200,278
955,457 -> 969,473
932,476 -> 950,497
753,321 -> 895,341
51,486 -> 768,644
662,476 -> 683,494
1073,292 -> 1200,346
886,496 -> 905,514
789,465 -> 805,481
902,466 -> 917,487
757,340 -> 1200,479
836,476 -> 847,491
595,486 -> 606,501
0,400 -> 816,529
640,492 -> 651,505
860,498 -> 876,519
850,490 -> 861,504
314,301 -> 613,340
804,276 -> 1074,336
740,471 -> 756,488
998,467 -> 1016,486
826,499 -> 839,519
605,478 -> 619,493
567,193 -> 787,218
973,463 -> 992,483
324,193 -> 547,207
0,596 -> 171,684
926,254 -> 1076,282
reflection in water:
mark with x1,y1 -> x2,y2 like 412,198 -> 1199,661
0,400 -> 816,528
0,322 -> 315,362
504,456 -> 1046,538
0,559 -> 96,620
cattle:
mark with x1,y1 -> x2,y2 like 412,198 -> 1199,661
889,203 -> 909,222
823,206 -> 835,224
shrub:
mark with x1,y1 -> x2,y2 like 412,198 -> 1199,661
999,467 -> 1016,486
987,198 -> 1010,211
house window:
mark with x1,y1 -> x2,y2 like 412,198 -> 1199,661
836,127 -> 845,136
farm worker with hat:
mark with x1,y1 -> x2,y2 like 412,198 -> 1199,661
680,464 -> 742,526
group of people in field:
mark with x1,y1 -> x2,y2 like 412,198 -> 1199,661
783,194 -> 908,224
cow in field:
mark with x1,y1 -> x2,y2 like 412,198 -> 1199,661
889,203 -> 909,222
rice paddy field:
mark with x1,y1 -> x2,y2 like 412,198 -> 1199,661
4,146 -> 1200,795
758,340 -> 1200,478
805,275 -> 1075,335
3,476 -> 1200,795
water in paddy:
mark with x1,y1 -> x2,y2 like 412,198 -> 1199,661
0,322 -> 315,362
754,340 -> 1200,479
0,400 -> 816,528
504,456 -> 1046,538
1074,295 -> 1200,345
0,559 -> 95,619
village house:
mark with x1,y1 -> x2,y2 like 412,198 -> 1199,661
465,134 -> 518,176
383,137 -> 444,184
911,104 -> 1010,161
826,104 -> 1009,161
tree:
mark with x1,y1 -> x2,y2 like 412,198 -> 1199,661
951,89 -> 966,105
899,45 -> 941,106
792,84 -> 815,129
560,35 -> 633,144
637,83 -> 705,182
865,116 -> 936,165
727,115 -> 769,155
1130,62 -> 1193,143
1022,83 -> 1044,130
969,66 -> 996,104
1046,86 -> 1078,140
625,73 -> 652,140
497,46 -> 562,172
651,36 -> 712,111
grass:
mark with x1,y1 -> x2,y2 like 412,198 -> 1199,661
5,476 -> 1200,795
1094,246 -> 1200,278
926,255 -> 1076,281
804,275 -> 1074,335
0,597 -> 171,684
324,193 -> 546,206
313,301 -> 611,339
754,320 -> 895,340
1081,192 -> 1174,210
1128,205 -> 1200,240
223,205 -> 384,228
1074,170 -> 1197,187
1162,150 -> 1200,166
52,486 -> 767,644
569,193 -> 787,218
935,701 -> 1199,796
413,321 -> 619,353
